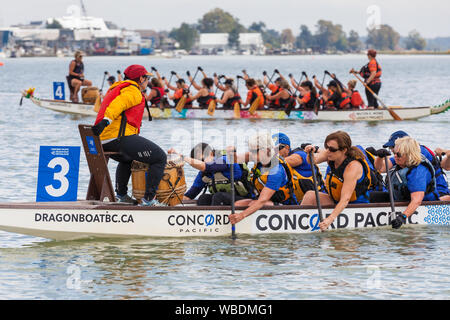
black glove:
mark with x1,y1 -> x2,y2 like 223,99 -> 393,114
92,119 -> 110,136
219,75 -> 225,79
164,89 -> 169,93
302,71 -> 307,76
262,71 -> 267,76
151,67 -> 157,72
391,213 -> 407,229
117,70 -> 121,74
171,71 -> 177,75
293,94 -> 297,98
376,149 -> 391,158
288,73 -> 293,78
312,75 -> 316,79
182,89 -> 189,95
197,66 -> 203,71
301,143 -> 312,150
104,71 -> 108,75
186,71 -> 191,76
365,147 -> 377,155
274,69 -> 279,74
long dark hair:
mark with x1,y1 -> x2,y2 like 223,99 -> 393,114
301,81 -> 317,98
190,142 -> 213,161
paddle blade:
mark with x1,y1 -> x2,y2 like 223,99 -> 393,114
249,96 -> 261,115
175,95 -> 187,113
233,102 -> 241,118
93,95 -> 101,113
388,108 -> 402,121
207,99 -> 216,116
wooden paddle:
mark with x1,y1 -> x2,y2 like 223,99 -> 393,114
207,76 -> 222,116
175,69 -> 199,112
308,151 -> 324,225
234,76 -> 241,118
248,96 -> 261,115
228,148 -> 237,240
351,71 -> 402,121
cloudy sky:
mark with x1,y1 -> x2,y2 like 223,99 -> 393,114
1,0 -> 449,38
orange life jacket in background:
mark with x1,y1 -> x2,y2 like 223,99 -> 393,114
350,90 -> 364,108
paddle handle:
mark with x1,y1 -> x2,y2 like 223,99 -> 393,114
384,156 -> 396,213
309,151 -> 323,222
351,72 -> 386,108
229,150 -> 236,240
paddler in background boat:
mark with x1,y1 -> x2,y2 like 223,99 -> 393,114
166,78 -> 193,109
68,50 -> 92,102
350,49 -> 382,109
435,147 -> 450,171
229,133 -> 298,225
263,72 -> 282,108
328,74 -> 365,109
169,143 -> 250,205
300,131 -> 374,231
273,133 -> 324,202
264,79 -> 292,109
387,137 -> 440,229
371,130 -> 450,201
146,77 -> 168,109
294,81 -> 319,110
241,78 -> 265,110
187,73 -> 216,109
215,78 -> 242,110
91,64 -> 167,206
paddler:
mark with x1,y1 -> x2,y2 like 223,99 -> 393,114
229,133 -> 298,225
295,81 -> 319,110
265,79 -> 292,109
371,131 -> 450,201
215,78 -> 242,110
169,143 -> 250,205
387,137 -> 440,229
68,50 -> 92,102
166,78 -> 193,108
91,64 -> 167,206
300,131 -> 374,231
146,77 -> 167,109
241,78 -> 265,109
187,73 -> 216,109
350,49 -> 382,109
273,133 -> 324,201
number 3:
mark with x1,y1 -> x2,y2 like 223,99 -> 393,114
45,157 -> 69,197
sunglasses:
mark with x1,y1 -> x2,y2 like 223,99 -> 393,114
325,145 -> 341,153
393,151 -> 402,158
278,144 -> 288,151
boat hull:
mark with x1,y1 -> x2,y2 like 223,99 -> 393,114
27,96 -> 450,121
0,201 -> 448,240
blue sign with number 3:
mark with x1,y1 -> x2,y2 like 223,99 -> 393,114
36,146 -> 80,202
53,82 -> 65,100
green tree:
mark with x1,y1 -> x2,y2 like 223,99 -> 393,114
314,20 -> 347,52
197,8 -> 244,33
405,29 -> 426,50
366,24 -> 400,50
228,26 -> 240,49
169,23 -> 199,51
281,28 -> 295,46
248,21 -> 280,49
347,30 -> 362,52
295,25 -> 315,49
46,19 -> 63,29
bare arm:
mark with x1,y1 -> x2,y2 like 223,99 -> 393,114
285,153 -> 303,168
217,90 -> 233,104
229,187 -> 276,224
435,148 -> 450,170
403,191 -> 425,218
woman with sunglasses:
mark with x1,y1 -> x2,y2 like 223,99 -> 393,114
388,137 -> 440,228
229,133 -> 297,225
300,131 -> 373,231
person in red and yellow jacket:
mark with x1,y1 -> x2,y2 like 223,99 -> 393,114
92,64 -> 167,206
351,49 -> 382,108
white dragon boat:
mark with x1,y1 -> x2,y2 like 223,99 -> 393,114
22,90 -> 450,121
0,201 -> 448,241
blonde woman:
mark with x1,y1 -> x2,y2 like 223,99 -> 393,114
68,50 -> 92,102
389,137 -> 440,228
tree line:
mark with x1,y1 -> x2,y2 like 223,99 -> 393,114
169,8 -> 427,52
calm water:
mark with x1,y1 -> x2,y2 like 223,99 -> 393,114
0,55 -> 449,299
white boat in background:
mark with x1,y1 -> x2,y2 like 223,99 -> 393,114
0,201 -> 448,241
22,90 -> 450,121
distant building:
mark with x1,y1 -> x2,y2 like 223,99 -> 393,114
198,33 -> 265,55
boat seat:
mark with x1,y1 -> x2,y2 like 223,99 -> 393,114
78,124 -> 120,202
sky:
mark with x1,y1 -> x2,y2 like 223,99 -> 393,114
1,0 -> 449,38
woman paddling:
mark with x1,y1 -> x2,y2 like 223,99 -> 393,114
301,131 -> 373,231
215,78 -> 242,110
187,75 -> 216,109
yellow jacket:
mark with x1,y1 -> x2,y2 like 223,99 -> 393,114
98,80 -> 145,141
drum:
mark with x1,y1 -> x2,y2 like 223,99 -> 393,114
81,86 -> 100,104
131,154 -> 187,206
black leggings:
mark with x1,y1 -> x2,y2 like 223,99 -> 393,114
197,192 -> 246,206
365,82 -> 381,108
103,135 -> 167,200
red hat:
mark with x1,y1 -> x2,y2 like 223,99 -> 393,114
123,65 -> 153,79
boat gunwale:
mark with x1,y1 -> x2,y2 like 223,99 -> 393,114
0,200 -> 447,211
